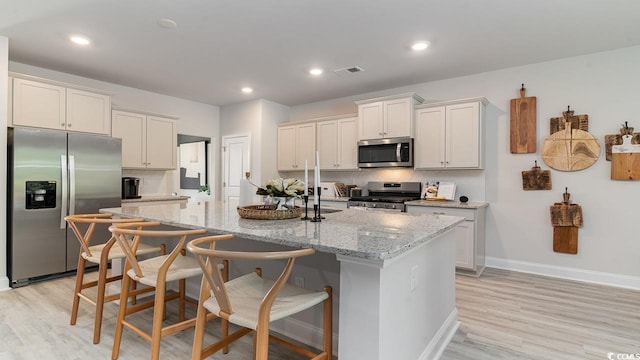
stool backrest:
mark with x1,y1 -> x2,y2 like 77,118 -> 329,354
187,235 -> 315,318
109,222 -> 206,280
65,213 -> 144,257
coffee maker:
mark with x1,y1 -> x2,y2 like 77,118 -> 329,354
121,177 -> 141,199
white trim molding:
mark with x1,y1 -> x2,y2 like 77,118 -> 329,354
486,257 -> 640,291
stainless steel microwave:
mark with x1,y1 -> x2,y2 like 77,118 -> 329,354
358,137 -> 413,168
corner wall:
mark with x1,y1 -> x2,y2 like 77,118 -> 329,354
0,37 -> 9,290
290,45 -> 640,287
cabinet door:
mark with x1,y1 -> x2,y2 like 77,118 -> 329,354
296,123 -> 316,168
146,116 -> 176,169
384,98 -> 412,138
337,117 -> 358,169
359,102 -> 384,140
13,78 -> 66,130
446,102 -> 481,168
317,120 -> 338,170
414,106 -> 446,169
277,125 -> 296,171
7,76 -> 12,126
66,88 -> 111,134
112,110 -> 146,168
454,221 -> 475,270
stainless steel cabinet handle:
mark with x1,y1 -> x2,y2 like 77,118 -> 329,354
60,155 -> 68,229
69,155 -> 76,215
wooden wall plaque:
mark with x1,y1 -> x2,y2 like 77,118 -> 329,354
521,162 -> 551,190
550,189 -> 582,254
510,86 -> 537,153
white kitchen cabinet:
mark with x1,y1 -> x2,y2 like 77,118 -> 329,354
414,98 -> 487,169
7,76 -> 12,125
12,77 -> 111,135
277,123 -> 316,171
317,116 -> 358,170
66,88 -> 111,134
405,203 -> 487,276
356,93 -> 423,140
112,110 -> 177,170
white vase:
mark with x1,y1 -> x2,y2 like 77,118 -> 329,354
266,196 -> 295,210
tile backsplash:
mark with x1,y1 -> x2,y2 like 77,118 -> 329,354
122,169 -> 175,196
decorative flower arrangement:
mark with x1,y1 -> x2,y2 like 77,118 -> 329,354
256,178 -> 306,197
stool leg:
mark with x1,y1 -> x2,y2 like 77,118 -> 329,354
222,259 -> 229,354
323,286 -> 333,358
111,273 -> 131,360
179,278 -> 186,322
150,281 -> 166,360
93,259 -> 109,344
70,255 -> 86,326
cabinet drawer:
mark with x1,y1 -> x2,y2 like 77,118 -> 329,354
415,207 -> 475,221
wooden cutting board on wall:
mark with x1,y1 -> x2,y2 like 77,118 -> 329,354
510,86 -> 537,153
611,135 -> 640,180
542,122 -> 600,171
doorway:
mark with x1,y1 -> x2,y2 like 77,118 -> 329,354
222,135 -> 250,205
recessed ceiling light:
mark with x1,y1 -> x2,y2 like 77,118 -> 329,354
70,35 -> 90,46
309,68 -> 324,76
241,87 -> 253,94
158,19 -> 178,29
411,41 -> 430,51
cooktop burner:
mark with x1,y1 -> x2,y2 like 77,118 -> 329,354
347,182 -> 422,212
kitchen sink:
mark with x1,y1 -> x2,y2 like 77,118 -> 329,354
320,208 -> 343,214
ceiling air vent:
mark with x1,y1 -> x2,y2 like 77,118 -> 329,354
333,66 -> 365,76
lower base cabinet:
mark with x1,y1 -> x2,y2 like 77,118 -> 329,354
406,204 -> 486,276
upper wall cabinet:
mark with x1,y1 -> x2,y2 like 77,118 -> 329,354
11,77 -> 111,135
355,93 -> 423,140
414,98 -> 488,169
112,110 -> 177,170
317,116 -> 358,170
277,123 -> 316,171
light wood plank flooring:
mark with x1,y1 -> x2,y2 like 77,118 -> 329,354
1,268 -> 638,359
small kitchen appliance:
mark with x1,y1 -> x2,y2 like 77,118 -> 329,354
122,177 -> 141,199
357,137 -> 413,168
347,181 -> 421,212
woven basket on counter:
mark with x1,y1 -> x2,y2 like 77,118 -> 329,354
237,205 -> 302,220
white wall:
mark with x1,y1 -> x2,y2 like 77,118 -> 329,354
8,62 -> 221,199
290,45 -> 640,286
220,99 -> 289,187
0,37 -> 9,290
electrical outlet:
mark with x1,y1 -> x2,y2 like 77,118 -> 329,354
410,265 -> 418,292
294,276 -> 305,288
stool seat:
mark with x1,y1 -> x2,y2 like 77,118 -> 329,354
82,241 -> 161,263
127,254 -> 203,286
203,272 -> 328,330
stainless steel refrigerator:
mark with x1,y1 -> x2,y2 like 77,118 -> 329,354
7,127 -> 122,287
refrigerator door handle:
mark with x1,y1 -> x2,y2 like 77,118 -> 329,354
69,155 -> 76,216
60,155 -> 68,229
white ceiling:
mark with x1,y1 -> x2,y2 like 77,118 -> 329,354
2,0 -> 640,107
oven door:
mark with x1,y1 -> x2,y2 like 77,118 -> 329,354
358,137 -> 413,168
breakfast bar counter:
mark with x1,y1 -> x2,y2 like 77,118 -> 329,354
101,201 -> 464,360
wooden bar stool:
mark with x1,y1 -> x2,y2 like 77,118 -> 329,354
65,213 -> 165,344
109,222 -> 228,360
187,234 -> 333,360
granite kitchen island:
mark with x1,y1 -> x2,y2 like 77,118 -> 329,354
101,201 -> 463,360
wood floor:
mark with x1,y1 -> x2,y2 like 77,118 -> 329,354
1,268 -> 639,359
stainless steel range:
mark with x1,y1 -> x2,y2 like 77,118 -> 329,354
347,182 -> 421,212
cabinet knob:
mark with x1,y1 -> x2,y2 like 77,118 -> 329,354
68,123 -> 71,127
61,123 -> 65,127
379,132 -> 383,136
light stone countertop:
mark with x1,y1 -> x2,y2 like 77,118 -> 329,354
121,195 -> 190,203
101,201 -> 463,261
405,199 -> 489,209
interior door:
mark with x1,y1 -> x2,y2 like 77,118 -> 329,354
222,135 -> 250,206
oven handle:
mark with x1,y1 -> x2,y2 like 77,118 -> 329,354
396,143 -> 402,162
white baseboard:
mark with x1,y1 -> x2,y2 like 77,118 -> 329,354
486,257 -> 640,290
419,309 -> 459,360
0,276 -> 10,291
270,317 -> 338,357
